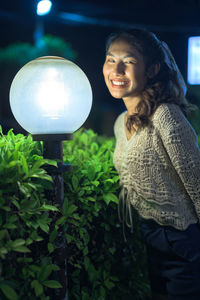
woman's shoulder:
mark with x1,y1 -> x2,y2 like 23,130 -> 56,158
113,111 -> 127,137
152,102 -> 197,138
152,103 -> 185,126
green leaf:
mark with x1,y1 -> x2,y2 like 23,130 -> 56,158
17,182 -> 28,195
72,175 -> 79,191
49,229 -> 58,243
110,276 -> 119,282
65,204 -> 77,217
100,286 -> 106,297
0,230 -> 7,240
21,155 -> 29,175
66,234 -> 73,243
56,216 -> 67,226
108,247 -> 115,254
30,264 -> 40,273
84,256 -> 90,271
25,237 -> 33,245
87,165 -> 96,181
83,246 -> 88,256
43,158 -> 58,167
103,193 -> 119,205
38,264 -> 54,281
86,196 -> 96,202
31,280 -> 43,297
38,223 -> 49,233
30,231 -> 43,241
8,215 -> 18,223
12,200 -> 20,210
12,239 -> 26,248
40,204 -> 59,211
104,279 -> 115,289
90,142 -> 99,153
0,283 -> 18,300
1,206 -> 11,212
0,247 -> 8,256
47,243 -> 55,253
17,257 -> 33,263
91,180 -> 100,187
79,133 -> 88,145
43,280 -> 62,288
13,246 -> 31,253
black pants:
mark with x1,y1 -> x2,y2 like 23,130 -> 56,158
140,218 -> 200,300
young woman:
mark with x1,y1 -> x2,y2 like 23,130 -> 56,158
103,29 -> 200,300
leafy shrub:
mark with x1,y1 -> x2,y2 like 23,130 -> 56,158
63,129 -> 151,300
0,35 -> 77,66
0,128 -> 151,300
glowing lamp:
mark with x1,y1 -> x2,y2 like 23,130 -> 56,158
9,56 -> 92,134
37,0 -> 52,16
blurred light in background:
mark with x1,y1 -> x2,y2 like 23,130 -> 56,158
187,36 -> 200,85
37,0 -> 52,16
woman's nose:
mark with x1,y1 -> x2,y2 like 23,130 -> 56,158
113,62 -> 125,75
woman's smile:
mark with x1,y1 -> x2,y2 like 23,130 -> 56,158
111,79 -> 130,87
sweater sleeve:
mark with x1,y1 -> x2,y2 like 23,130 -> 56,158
154,104 -> 200,220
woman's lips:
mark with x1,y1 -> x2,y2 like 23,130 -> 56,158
111,79 -> 129,87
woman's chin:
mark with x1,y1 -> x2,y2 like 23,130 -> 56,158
110,92 -> 123,99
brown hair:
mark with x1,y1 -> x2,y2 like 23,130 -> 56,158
105,29 -> 192,131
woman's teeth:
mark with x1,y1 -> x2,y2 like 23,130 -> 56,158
112,80 -> 127,86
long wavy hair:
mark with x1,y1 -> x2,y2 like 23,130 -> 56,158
105,29 -> 193,131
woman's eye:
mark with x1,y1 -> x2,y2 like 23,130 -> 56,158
106,57 -> 115,63
125,61 -> 134,64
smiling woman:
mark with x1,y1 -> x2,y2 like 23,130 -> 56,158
102,28 -> 200,300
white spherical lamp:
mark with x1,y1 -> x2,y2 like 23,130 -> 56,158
9,56 -> 92,135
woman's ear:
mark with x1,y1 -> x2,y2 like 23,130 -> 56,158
147,63 -> 160,78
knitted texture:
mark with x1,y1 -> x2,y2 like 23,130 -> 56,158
113,103 -> 200,230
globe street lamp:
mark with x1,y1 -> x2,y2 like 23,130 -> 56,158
9,56 -> 93,299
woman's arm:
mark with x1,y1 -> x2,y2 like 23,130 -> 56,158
155,103 -> 200,219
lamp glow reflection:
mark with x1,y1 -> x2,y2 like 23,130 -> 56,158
9,56 -> 92,134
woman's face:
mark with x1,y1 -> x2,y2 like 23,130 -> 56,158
103,39 -> 146,100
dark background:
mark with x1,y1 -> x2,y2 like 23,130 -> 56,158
0,0 -> 200,136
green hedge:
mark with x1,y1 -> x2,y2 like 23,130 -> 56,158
0,128 -> 151,300
0,35 -> 77,66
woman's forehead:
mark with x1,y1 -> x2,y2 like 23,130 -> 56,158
107,40 -> 143,59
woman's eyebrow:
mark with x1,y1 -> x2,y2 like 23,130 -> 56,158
123,54 -> 137,59
106,51 -> 137,59
106,52 -> 115,57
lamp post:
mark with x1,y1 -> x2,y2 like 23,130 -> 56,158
9,56 -> 92,299
34,0 -> 52,46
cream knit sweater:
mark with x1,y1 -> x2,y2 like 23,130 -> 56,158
113,103 -> 200,230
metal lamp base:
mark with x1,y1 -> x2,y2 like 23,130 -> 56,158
33,133 -> 73,173
33,133 -> 73,141
32,133 -> 71,299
